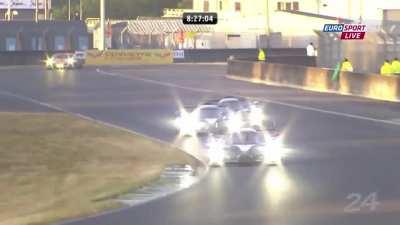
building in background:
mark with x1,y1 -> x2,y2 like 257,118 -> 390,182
0,0 -> 51,21
86,0 -> 400,51
191,0 -> 400,48
0,21 -> 88,51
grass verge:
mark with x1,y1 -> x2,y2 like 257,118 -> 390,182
0,112 -> 198,225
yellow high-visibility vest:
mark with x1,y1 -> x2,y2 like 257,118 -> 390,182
391,60 -> 400,74
341,61 -> 353,72
381,62 -> 393,76
258,49 -> 266,61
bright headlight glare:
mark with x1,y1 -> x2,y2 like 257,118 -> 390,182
46,58 -> 54,66
208,148 -> 225,164
207,139 -> 224,150
227,114 -> 243,133
251,105 -> 262,114
208,149 -> 225,162
264,140 -> 283,161
250,111 -> 264,125
174,113 -> 200,133
67,57 -> 75,65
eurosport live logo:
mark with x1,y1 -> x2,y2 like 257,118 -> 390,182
323,24 -> 367,40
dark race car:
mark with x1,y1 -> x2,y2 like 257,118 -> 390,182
222,128 -> 282,165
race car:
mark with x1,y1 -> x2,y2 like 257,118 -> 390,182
222,128 -> 282,165
173,104 -> 227,136
217,96 -> 266,132
45,52 -> 83,70
73,51 -> 86,68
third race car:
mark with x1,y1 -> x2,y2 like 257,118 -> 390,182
206,125 -> 283,166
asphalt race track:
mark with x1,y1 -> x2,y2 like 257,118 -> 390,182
1,64 -> 400,225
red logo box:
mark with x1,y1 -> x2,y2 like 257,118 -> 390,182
341,32 -> 366,40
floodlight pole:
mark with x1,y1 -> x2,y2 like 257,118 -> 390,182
99,0 -> 105,50
7,0 -> 11,21
68,0 -> 71,21
80,0 -> 83,20
35,0 -> 39,22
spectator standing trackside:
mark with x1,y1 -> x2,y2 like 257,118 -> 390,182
258,49 -> 266,61
391,58 -> 400,75
341,58 -> 354,72
380,60 -> 393,76
306,42 -> 316,56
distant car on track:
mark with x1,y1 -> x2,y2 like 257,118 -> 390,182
73,51 -> 86,68
45,52 -> 84,70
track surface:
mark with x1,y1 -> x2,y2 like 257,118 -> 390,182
1,65 -> 400,225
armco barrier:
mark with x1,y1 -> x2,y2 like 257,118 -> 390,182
227,60 -> 400,102
86,49 -> 173,65
173,48 -> 307,63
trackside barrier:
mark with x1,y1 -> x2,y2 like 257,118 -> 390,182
227,60 -> 400,102
86,49 -> 173,65
173,48 -> 307,63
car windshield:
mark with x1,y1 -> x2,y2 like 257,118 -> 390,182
199,107 -> 220,119
220,100 -> 241,111
231,131 -> 265,145
54,54 -> 68,59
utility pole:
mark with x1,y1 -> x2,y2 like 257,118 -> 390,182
44,0 -> 47,20
7,0 -> 11,21
359,0 -> 364,23
266,0 -> 271,48
348,0 -> 352,19
35,0 -> 38,22
68,0 -> 71,21
99,0 -> 105,50
80,0 -> 83,20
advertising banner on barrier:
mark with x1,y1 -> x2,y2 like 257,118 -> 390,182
173,50 -> 185,59
86,49 -> 173,65
0,0 -> 45,9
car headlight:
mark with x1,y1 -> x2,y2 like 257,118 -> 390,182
207,139 -> 225,164
227,113 -> 243,133
46,57 -> 54,66
263,140 -> 283,163
173,113 -> 201,133
67,57 -> 75,65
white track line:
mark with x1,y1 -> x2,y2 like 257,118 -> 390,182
96,68 -> 400,127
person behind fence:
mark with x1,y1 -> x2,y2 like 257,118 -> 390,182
391,58 -> 400,75
306,42 -> 316,56
258,48 -> 266,61
341,58 -> 354,72
380,59 -> 393,76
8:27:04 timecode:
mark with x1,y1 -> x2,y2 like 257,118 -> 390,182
182,12 -> 218,25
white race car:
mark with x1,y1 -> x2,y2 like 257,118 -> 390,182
218,97 -> 266,132
222,128 -> 282,165
173,104 -> 227,136
45,52 -> 84,70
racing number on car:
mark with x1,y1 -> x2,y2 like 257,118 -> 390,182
344,192 -> 380,213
